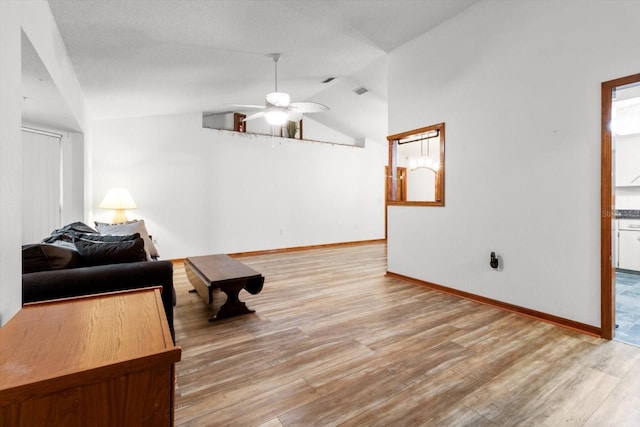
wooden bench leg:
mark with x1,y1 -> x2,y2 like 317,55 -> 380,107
210,280 -> 255,321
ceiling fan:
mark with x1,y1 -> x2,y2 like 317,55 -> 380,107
232,53 -> 329,126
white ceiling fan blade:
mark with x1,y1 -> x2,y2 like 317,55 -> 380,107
227,104 -> 266,111
243,111 -> 266,121
288,112 -> 303,122
288,101 -> 329,113
265,92 -> 290,107
228,54 -> 330,124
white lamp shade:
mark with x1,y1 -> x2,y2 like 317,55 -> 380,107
99,188 -> 137,210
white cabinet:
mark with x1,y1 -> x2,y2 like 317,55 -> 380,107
618,220 -> 640,271
615,135 -> 640,187
614,220 -> 619,267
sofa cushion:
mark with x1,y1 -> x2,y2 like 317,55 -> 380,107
22,243 -> 81,274
75,237 -> 147,266
95,219 -> 159,260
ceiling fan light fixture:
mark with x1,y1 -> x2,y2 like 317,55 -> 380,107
230,54 -> 329,127
265,109 -> 288,126
266,92 -> 291,107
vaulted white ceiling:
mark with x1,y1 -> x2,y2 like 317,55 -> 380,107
37,0 -> 478,140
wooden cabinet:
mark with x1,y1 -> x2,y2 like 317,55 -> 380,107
0,288 -> 181,426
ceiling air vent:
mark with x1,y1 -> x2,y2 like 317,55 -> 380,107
353,86 -> 368,95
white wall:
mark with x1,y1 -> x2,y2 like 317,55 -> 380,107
299,116 -> 358,146
0,0 -> 23,326
616,188 -> 640,210
20,3 -> 86,129
0,0 -> 87,326
62,131 -> 86,224
90,113 -> 386,259
387,0 -> 640,327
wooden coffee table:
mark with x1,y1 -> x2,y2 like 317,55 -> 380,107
184,254 -> 264,321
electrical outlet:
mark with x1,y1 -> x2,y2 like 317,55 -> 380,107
490,252 -> 499,269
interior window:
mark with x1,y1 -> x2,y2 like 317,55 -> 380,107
386,122 -> 445,206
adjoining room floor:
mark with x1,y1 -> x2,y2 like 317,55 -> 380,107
615,270 -> 640,347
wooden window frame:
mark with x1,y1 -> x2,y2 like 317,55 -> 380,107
386,122 -> 445,207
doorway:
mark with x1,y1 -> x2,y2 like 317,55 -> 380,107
601,72 -> 640,340
385,166 -> 407,202
384,166 -> 406,238
21,127 -> 62,244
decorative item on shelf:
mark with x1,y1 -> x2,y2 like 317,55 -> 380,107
409,133 -> 439,173
286,120 -> 298,138
99,188 -> 137,223
233,112 -> 246,132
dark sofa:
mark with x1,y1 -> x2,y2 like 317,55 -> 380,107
21,221 -> 176,341
23,260 -> 175,341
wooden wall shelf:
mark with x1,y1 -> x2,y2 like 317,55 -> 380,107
204,127 -> 364,148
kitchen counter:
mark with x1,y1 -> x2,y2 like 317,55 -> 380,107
616,210 -> 640,219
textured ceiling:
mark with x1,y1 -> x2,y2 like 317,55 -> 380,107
39,0 -> 478,140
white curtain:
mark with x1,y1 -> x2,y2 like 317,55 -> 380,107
21,129 -> 62,244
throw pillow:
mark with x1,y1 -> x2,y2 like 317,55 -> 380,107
94,219 -> 159,260
22,243 -> 81,274
75,238 -> 147,266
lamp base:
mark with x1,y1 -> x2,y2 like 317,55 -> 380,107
111,209 -> 129,224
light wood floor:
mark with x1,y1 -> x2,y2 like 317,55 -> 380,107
173,242 -> 640,426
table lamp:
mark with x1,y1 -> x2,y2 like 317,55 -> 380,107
99,188 -> 137,223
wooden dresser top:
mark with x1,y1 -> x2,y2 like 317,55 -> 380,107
0,288 -> 181,404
